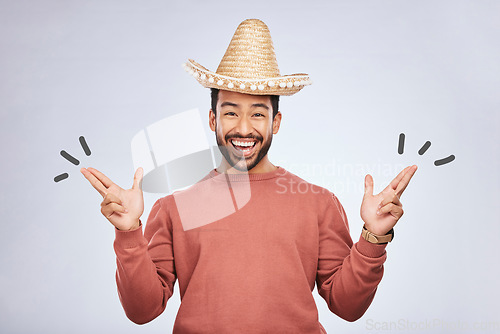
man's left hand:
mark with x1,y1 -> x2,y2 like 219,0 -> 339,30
360,165 -> 418,236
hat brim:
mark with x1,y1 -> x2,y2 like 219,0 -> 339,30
183,59 -> 311,96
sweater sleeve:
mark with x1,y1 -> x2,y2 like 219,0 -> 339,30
316,193 -> 387,322
113,198 -> 177,324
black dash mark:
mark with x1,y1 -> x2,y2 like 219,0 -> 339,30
60,150 -> 80,165
397,133 -> 455,167
55,136 -> 92,183
418,141 -> 431,155
54,173 -> 69,182
434,155 -> 455,166
398,133 -> 405,154
79,136 -> 91,156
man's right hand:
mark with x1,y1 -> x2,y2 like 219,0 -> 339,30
80,167 -> 144,231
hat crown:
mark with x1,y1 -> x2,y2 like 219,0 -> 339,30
216,19 -> 280,79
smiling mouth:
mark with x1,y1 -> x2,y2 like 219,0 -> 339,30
230,139 -> 257,156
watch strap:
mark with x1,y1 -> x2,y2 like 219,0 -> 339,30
361,226 -> 394,244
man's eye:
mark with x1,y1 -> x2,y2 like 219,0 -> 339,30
253,113 -> 264,117
224,112 -> 236,116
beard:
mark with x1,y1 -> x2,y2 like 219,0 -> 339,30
215,126 -> 272,172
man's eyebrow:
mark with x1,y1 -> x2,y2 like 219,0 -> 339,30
220,102 -> 239,108
251,103 -> 269,110
219,101 -> 269,110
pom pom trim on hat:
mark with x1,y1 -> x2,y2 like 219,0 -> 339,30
182,59 -> 312,96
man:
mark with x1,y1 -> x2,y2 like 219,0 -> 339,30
81,19 -> 417,333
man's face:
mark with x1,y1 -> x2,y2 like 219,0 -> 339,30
209,90 -> 281,172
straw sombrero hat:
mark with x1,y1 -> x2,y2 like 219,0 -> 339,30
182,19 -> 311,96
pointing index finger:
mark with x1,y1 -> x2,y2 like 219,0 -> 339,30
86,167 -> 114,188
81,168 -> 107,197
395,165 -> 418,197
388,166 -> 412,191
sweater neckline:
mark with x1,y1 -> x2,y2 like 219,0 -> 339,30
208,166 -> 287,182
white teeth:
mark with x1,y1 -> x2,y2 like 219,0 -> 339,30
231,140 -> 255,147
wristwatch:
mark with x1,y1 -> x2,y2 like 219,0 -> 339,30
361,225 -> 394,244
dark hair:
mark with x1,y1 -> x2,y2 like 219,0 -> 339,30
210,88 -> 280,119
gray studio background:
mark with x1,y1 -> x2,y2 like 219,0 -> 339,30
1,0 -> 499,333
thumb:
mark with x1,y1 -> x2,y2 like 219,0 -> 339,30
132,167 -> 144,190
364,174 -> 374,197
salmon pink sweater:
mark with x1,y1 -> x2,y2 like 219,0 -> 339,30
114,167 -> 387,333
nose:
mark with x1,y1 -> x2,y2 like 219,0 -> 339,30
235,115 -> 253,136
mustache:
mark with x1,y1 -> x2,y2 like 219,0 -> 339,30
225,134 -> 263,142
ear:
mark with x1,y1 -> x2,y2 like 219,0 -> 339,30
209,109 -> 216,132
272,111 -> 282,134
